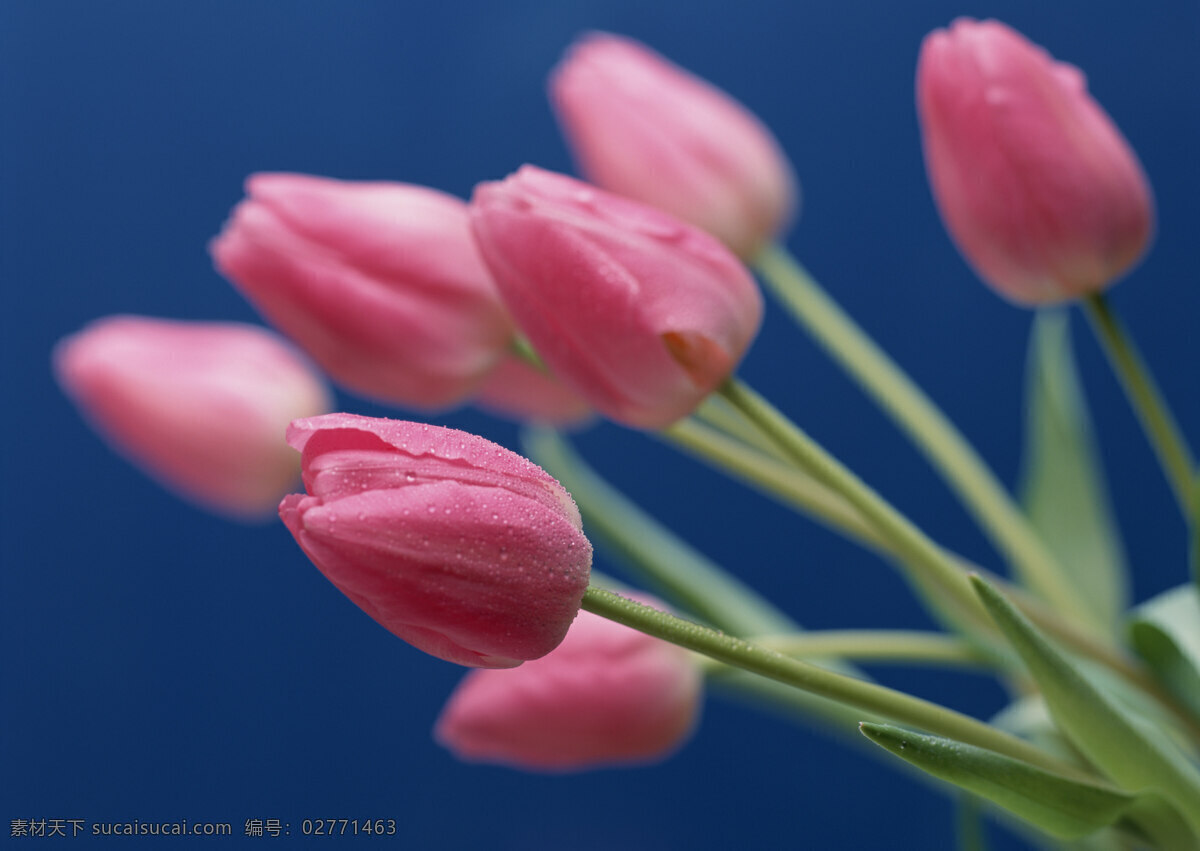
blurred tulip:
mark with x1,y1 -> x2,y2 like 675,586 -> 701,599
279,414 -> 592,668
435,596 -> 702,771
550,32 -> 797,258
211,173 -> 515,408
54,316 -> 332,520
917,18 -> 1153,305
470,166 -> 762,429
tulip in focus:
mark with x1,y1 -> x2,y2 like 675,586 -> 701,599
435,595 -> 702,771
470,166 -> 763,430
916,18 -> 1153,306
211,173 -> 515,408
550,32 -> 798,259
279,414 -> 592,668
54,316 -> 332,520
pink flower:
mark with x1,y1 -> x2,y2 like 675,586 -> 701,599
54,316 -> 332,520
550,33 -> 798,259
434,596 -> 702,771
211,173 -> 515,408
917,18 -> 1153,305
279,414 -> 592,668
470,166 -> 763,429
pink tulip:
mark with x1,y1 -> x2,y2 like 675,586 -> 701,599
279,414 -> 592,668
470,166 -> 763,429
434,596 -> 702,771
917,19 -> 1153,305
550,32 -> 797,259
211,173 -> 516,408
54,316 -> 332,519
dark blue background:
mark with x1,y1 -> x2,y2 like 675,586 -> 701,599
4,2 -> 1197,847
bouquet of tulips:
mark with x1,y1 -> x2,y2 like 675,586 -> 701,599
54,19 -> 1200,849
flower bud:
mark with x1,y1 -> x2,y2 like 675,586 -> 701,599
211,173 -> 515,408
54,316 -> 332,520
470,166 -> 763,429
916,18 -> 1153,305
550,32 -> 797,259
279,414 -> 592,668
434,596 -> 702,771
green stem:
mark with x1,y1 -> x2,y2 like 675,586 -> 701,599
582,586 -> 1092,780
717,377 -> 1200,726
695,629 -> 990,671
661,417 -> 884,549
510,334 -> 545,370
955,796 -> 989,851
692,395 -> 789,459
754,244 -> 1092,628
1082,293 -> 1196,520
675,389 -> 1170,715
719,377 -> 993,637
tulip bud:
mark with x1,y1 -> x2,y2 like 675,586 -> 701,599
470,166 -> 763,429
279,414 -> 592,668
916,18 -> 1153,305
211,173 -> 515,408
550,32 -> 798,259
54,316 -> 332,520
434,596 -> 702,771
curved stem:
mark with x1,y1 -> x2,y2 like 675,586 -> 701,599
671,388 -> 1180,722
1082,293 -> 1196,520
582,587 -> 1093,781
754,244 -> 1093,628
695,629 -> 991,671
719,376 -> 994,637
661,417 -> 883,549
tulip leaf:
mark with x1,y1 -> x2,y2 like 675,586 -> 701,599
970,575 -> 1200,834
1018,311 -> 1127,628
1129,584 -> 1200,723
860,722 -> 1196,846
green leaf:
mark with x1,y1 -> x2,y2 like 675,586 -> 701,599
864,723 -> 1128,839
970,576 -> 1200,834
1018,311 -> 1127,628
861,723 -> 1198,848
1129,584 -> 1200,723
